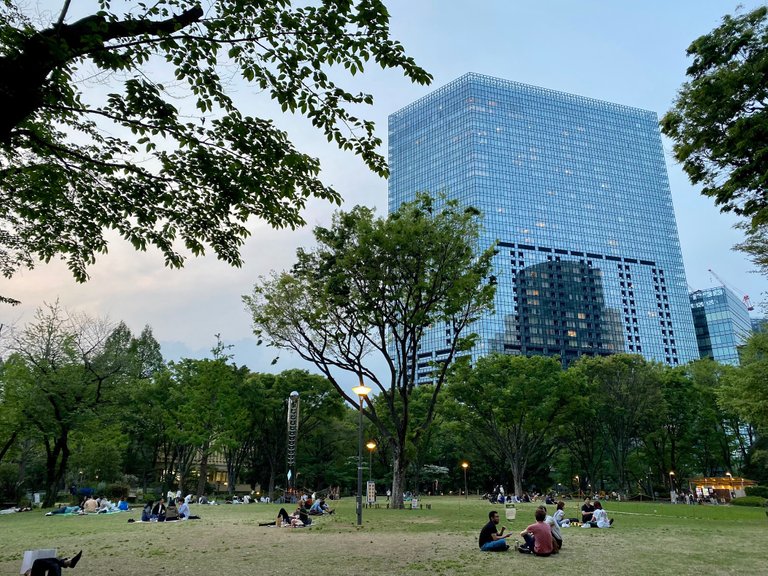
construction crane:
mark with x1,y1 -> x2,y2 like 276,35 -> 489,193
707,268 -> 754,311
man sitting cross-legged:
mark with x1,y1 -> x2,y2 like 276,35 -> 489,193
519,508 -> 554,556
478,510 -> 511,551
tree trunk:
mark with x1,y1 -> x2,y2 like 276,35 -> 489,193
196,443 -> 210,498
510,457 -> 523,498
268,468 -> 276,502
227,460 -> 237,496
390,445 -> 407,509
0,431 -> 18,465
43,436 -> 69,507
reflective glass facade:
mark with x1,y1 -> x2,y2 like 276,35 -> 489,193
388,73 -> 699,379
690,286 -> 752,365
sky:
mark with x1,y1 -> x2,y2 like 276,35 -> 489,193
2,0 -> 767,378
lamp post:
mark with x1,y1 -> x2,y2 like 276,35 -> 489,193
366,441 -> 377,483
669,470 -> 675,490
352,380 -> 371,526
461,462 -> 469,500
575,475 -> 579,494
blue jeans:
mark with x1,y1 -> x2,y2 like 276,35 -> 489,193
481,539 -> 508,551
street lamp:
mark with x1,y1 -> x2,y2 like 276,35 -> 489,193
461,462 -> 469,500
669,471 -> 675,490
366,441 -> 377,483
352,380 -> 371,526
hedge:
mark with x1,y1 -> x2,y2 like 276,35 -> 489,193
730,496 -> 767,507
745,485 -> 768,499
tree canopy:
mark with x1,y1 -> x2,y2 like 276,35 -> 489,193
661,5 -> 768,227
0,0 -> 430,299
447,354 -> 565,496
244,194 -> 496,506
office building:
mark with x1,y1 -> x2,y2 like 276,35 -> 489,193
388,73 -> 699,379
690,286 -> 752,365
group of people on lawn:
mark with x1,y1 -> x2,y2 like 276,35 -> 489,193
257,494 -> 335,528
45,496 -> 130,516
140,496 -> 199,522
479,498 -> 614,556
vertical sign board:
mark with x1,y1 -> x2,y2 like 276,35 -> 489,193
366,481 -> 376,504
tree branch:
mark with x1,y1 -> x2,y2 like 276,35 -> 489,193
0,6 -> 204,142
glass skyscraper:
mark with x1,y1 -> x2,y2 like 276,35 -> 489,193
388,73 -> 699,379
690,286 -> 752,365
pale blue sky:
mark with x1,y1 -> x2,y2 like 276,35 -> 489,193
2,1 -> 765,374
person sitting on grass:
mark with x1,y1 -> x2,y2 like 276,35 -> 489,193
176,497 -> 201,520
581,497 -> 594,523
26,551 -> 82,576
478,510 -> 511,552
117,497 -> 129,511
82,496 -> 98,514
553,500 -> 569,528
151,497 -> 167,521
581,500 -> 613,528
539,505 -> 562,553
309,498 -> 335,515
518,508 -> 554,556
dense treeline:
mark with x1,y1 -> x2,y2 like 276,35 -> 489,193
0,303 -> 765,506
0,303 -> 354,506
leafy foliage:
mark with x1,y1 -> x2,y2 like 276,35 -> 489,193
0,0 -> 431,288
745,485 -> 768,499
448,354 -> 565,496
730,495 -> 766,507
0,302 -> 159,505
721,331 -> 768,434
567,355 -> 662,492
661,6 -> 768,226
244,194 -> 496,506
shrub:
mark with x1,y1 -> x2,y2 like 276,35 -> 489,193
730,496 -> 766,507
745,485 -> 768,499
105,482 -> 130,499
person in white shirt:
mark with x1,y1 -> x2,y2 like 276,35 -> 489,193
538,505 -> 562,552
581,500 -> 613,528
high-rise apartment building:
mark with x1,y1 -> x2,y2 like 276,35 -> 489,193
689,286 -> 752,365
388,73 -> 699,379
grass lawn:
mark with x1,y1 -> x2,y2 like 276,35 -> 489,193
1,497 -> 766,575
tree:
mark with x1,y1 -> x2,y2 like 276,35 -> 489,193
0,366 -> 21,468
164,341 -> 248,497
556,367 -> 605,493
661,6 -> 768,227
0,303 -> 142,505
721,332 -> 768,434
688,358 -> 750,474
244,195 -> 496,507
447,354 -> 564,496
733,222 -> 768,278
641,366 -> 697,486
243,369 -> 343,500
568,355 -> 661,493
0,0 -> 430,293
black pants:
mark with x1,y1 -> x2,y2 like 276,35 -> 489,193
31,558 -> 65,576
